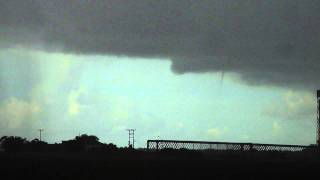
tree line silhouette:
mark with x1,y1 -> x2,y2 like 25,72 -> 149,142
0,134 -> 118,153
1,134 -> 320,179
0,134 -> 319,162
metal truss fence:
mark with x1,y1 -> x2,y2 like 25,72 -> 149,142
147,140 -> 309,152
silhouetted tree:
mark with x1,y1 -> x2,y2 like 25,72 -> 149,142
0,136 -> 7,151
29,138 -> 48,152
62,134 -> 101,152
75,134 -> 100,145
106,143 -> 117,150
0,136 -> 28,152
0,136 -> 8,142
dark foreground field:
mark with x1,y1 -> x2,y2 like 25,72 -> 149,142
1,150 -> 320,180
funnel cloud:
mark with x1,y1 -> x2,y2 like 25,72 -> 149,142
1,0 -> 320,89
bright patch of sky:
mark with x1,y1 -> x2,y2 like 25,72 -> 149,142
0,48 -> 317,147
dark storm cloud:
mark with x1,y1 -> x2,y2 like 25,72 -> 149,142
1,0 -> 320,89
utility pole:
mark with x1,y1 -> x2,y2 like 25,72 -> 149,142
38,129 -> 44,141
317,90 -> 320,146
126,129 -> 135,148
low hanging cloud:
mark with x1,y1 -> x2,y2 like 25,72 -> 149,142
207,128 -> 222,138
272,122 -> 282,136
67,87 -> 87,118
262,91 -> 316,121
1,0 -> 320,89
0,97 -> 42,129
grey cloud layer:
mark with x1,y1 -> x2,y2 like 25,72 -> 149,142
1,0 -> 320,89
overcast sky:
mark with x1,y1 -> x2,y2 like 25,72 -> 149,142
0,1 -> 319,147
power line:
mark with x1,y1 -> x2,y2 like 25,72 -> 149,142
126,129 -> 135,148
38,129 -> 44,141
317,90 -> 320,146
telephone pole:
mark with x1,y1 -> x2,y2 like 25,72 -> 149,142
126,129 -> 135,148
317,90 -> 320,146
38,129 -> 44,141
